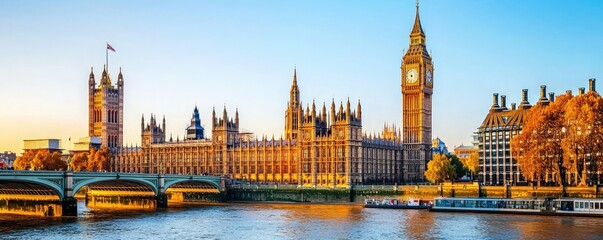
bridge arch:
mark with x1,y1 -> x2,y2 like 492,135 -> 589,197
164,179 -> 221,192
72,178 -> 158,196
0,179 -> 64,200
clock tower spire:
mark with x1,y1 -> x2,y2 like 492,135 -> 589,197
401,1 -> 433,183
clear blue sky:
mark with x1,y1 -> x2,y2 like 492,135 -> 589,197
1,0 -> 602,154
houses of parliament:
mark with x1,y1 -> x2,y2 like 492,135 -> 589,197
93,4 -> 434,186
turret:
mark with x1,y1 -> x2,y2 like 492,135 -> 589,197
141,114 -> 145,132
321,103 -> 327,122
346,98 -> 351,119
117,67 -> 124,87
235,108 -> 239,126
357,100 -> 362,121
89,67 -> 95,86
223,106 -> 227,122
589,78 -> 596,92
579,87 -> 585,95
290,67 -> 300,107
305,104 -> 310,120
330,99 -> 336,124
101,64 -> 110,86
549,92 -> 555,102
212,107 -> 216,126
186,106 -> 205,140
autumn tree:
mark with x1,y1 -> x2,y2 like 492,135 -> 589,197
425,153 -> 456,184
562,91 -> 603,185
13,150 -> 37,170
510,91 -> 603,186
511,104 -> 547,183
87,147 -> 112,171
462,152 -> 480,180
94,147 -> 112,171
541,93 -> 572,185
70,152 -> 89,171
14,150 -> 66,171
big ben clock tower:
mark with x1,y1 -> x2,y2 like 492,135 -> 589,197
401,2 -> 433,183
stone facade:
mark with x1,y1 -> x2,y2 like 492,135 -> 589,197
113,71 -> 403,186
110,3 -> 437,186
88,66 -> 123,149
476,90 -> 533,185
401,4 -> 433,183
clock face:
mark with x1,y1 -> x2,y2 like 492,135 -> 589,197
406,68 -> 418,83
426,70 -> 433,84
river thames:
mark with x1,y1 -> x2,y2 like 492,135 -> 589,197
1,202 -> 603,239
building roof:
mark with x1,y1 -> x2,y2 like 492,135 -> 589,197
479,108 -> 530,130
411,3 -> 425,36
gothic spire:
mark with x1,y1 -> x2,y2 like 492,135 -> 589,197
357,99 -> 362,120
411,0 -> 425,36
293,65 -> 297,86
290,66 -> 300,107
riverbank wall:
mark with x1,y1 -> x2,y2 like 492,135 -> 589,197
225,183 -> 603,203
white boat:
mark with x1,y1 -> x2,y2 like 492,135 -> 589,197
364,198 -> 431,209
430,197 -> 603,217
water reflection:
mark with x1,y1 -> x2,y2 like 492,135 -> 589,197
1,202 -> 603,239
0,195 -> 62,217
401,209 -> 435,239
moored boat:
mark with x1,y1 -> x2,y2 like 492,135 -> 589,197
364,198 -> 432,209
430,197 -> 603,217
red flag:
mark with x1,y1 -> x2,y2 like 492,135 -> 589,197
107,43 -> 116,52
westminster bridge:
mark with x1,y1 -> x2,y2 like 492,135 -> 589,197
0,170 -> 225,216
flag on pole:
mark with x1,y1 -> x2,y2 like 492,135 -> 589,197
107,43 -> 116,52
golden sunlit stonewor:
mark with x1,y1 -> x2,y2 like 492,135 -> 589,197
113,71 -> 403,187
401,3 -> 434,183
109,5 -> 437,186
89,66 -> 124,149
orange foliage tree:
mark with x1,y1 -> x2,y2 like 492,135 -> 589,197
511,104 -> 547,183
512,91 -> 603,186
70,152 -> 89,171
561,92 -> 603,185
13,150 -> 37,170
70,147 -> 112,172
512,94 -> 572,185
541,93 -> 572,185
92,147 -> 112,171
14,150 -> 66,171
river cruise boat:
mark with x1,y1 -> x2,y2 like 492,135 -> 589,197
431,197 -> 603,217
364,198 -> 432,209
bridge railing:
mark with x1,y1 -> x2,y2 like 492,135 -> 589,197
0,170 -> 65,175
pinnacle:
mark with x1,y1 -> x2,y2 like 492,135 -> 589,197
411,2 -> 425,36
